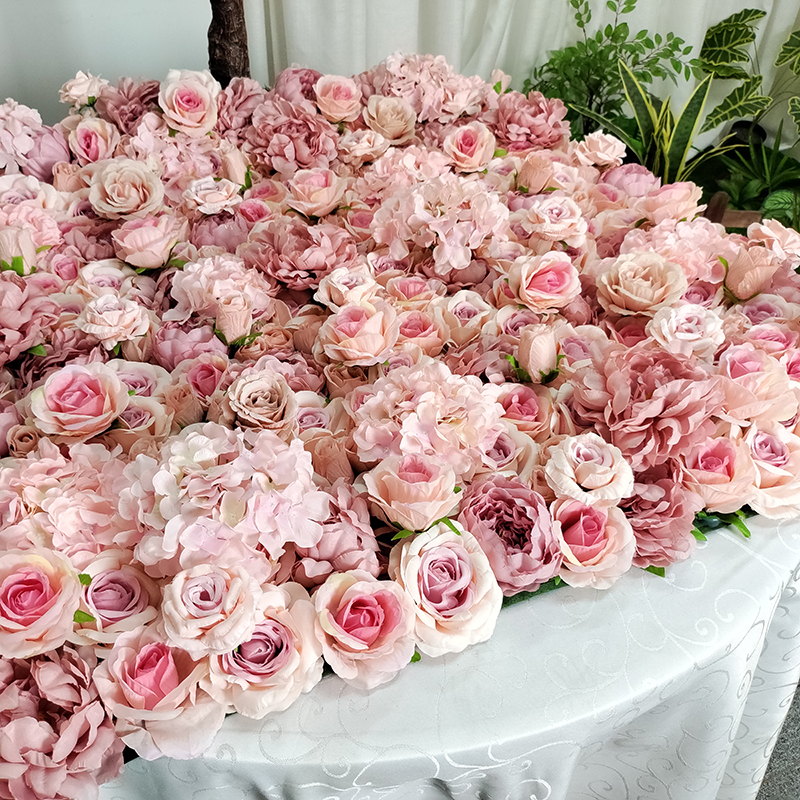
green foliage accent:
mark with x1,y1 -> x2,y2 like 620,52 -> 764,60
25,344 -> 47,356
410,650 -> 421,663
493,148 -> 508,158
644,566 -> 666,577
167,258 -> 188,270
663,74 -> 713,182
500,576 -> 565,609
788,96 -> 800,137
699,8 -> 764,67
762,189 -> 800,230
243,167 -> 253,191
701,77 -> 771,133
453,486 -> 462,494
691,528 -> 708,542
504,354 -> 533,383
523,0 -> 694,137
78,573 -> 92,586
0,256 -> 25,276
775,30 -> 800,74
391,528 -> 416,541
693,508 -> 754,539
73,610 -> 95,624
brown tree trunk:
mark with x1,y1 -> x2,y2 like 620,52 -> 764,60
208,0 -> 251,87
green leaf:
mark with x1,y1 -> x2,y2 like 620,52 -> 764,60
500,577 -> 565,608
762,189 -> 800,223
663,73 -> 713,183
453,486 -> 462,494
410,650 -> 421,663
554,576 -> 562,586
167,258 -> 188,270
775,30 -> 800,73
720,8 -> 767,27
128,388 -> 136,396
73,609 -> 95,624
35,244 -> 52,254
691,528 -> 708,542
391,528 -> 416,541
504,353 -> 533,383
644,566 -> 666,577
78,573 -> 92,586
243,167 -> 253,191
789,96 -> 800,138
25,344 -> 47,356
695,59 -> 749,80
700,9 -> 764,66
435,517 -> 463,537
700,77 -> 771,133
618,60 -> 659,156
112,342 -> 122,357
493,80 -> 503,94
493,148 -> 508,158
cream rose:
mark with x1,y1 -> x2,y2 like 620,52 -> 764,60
76,293 -> 152,350
287,168 -> 347,218
363,95 -> 417,144
89,158 -> 165,220
182,176 -> 242,214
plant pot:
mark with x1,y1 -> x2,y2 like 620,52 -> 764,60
729,119 -> 767,146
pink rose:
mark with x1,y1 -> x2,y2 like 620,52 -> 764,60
203,583 -> 323,718
442,122 -> 496,173
388,521 -> 502,656
745,424 -> 800,518
552,498 -> 635,589
158,69 -> 221,137
153,323 -> 228,371
601,163 -> 660,197
28,362 -> 130,442
76,293 -> 151,350
360,452 -> 459,532
508,251 -> 581,311
314,570 -> 415,689
0,548 -> 81,658
573,132 -> 626,169
93,625 -> 226,760
287,168 -> 347,218
314,300 -> 400,366
67,117 -> 120,166
314,75 -> 362,122
112,214 -> 188,269
458,476 -> 562,595
89,158 -> 165,220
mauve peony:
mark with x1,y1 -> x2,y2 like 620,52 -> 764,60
0,272 -> 59,366
273,67 -> 323,108
0,548 -> 81,658
203,582 -> 323,718
458,475 -> 561,595
152,323 -> 228,371
20,125 -> 71,183
314,569 -> 415,689
96,77 -> 161,135
245,96 -> 339,177
601,163 -> 660,197
389,521 -> 502,656
493,90 -> 569,151
216,76 -> 268,138
621,461 -> 702,568
93,625 -> 226,760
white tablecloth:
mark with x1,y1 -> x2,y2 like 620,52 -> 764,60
99,517 -> 800,800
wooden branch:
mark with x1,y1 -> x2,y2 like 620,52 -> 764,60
702,191 -> 762,229
208,0 -> 250,87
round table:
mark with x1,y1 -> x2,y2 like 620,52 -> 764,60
99,516 -> 800,800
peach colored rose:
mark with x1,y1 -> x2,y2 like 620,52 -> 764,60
360,452 -> 459,532
203,582 -> 323,718
216,292 -> 253,344
363,95 -> 417,144
315,263 -> 380,311
28,362 -> 129,442
112,214 -> 188,269
517,323 -> 559,382
430,290 -> 495,348
314,570 -> 416,689
76,293 -> 151,350
442,122 -> 496,173
596,251 -> 688,317
508,251 -> 581,311
92,625 -> 226,760
89,158 -> 165,219
314,75 -> 362,122
287,168 -> 347,217
573,131 -> 626,169
552,498 -> 635,589
517,151 -> 555,195
314,299 -> 400,366
338,128 -> 390,166
158,69 -> 221,137
162,564 -> 264,657
388,521 -> 502,657
723,244 -> 781,302
101,394 -> 175,454
0,548 -> 81,658
681,435 -> 757,513
636,181 -> 704,225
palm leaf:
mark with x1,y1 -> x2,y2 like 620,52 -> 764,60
700,77 -> 771,133
664,74 -> 713,182
618,60 -> 658,152
775,30 -> 800,74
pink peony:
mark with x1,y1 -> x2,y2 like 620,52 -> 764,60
493,90 -> 569,151
0,272 -> 59,366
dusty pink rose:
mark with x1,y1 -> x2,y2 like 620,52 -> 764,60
158,69 -> 221,137
28,362 -> 130,442
89,158 -> 165,220
314,570 -> 415,689
20,125 -> 71,183
287,168 -> 347,218
636,182 -> 704,225
203,582 -> 323,718
552,498 -> 635,589
153,323 -> 228,371
95,76 -> 161,135
621,461 -> 703,568
458,476 -> 562,595
314,74 -> 362,122
112,214 -> 188,269
0,272 -> 59,366
360,452 -> 459,532
315,300 -> 400,366
0,548 -> 81,658
508,251 -> 581,311
442,122 -> 496,172
388,521 -> 502,657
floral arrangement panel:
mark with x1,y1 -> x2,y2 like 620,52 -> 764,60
1,54 -> 800,799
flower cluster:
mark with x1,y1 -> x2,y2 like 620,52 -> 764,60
1,54 -> 800,795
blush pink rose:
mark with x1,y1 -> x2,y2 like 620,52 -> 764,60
458,476 -> 562,595
314,300 -> 400,366
552,498 -> 635,589
388,521 -> 502,657
202,582 -> 323,719
314,570 -> 416,689
314,75 -> 362,122
28,362 -> 130,442
442,122 -> 496,173
508,251 -> 581,311
287,168 -> 347,218
112,214 -> 188,269
158,69 -> 221,137
92,625 -> 226,760
0,548 -> 81,658
681,436 -> 757,513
